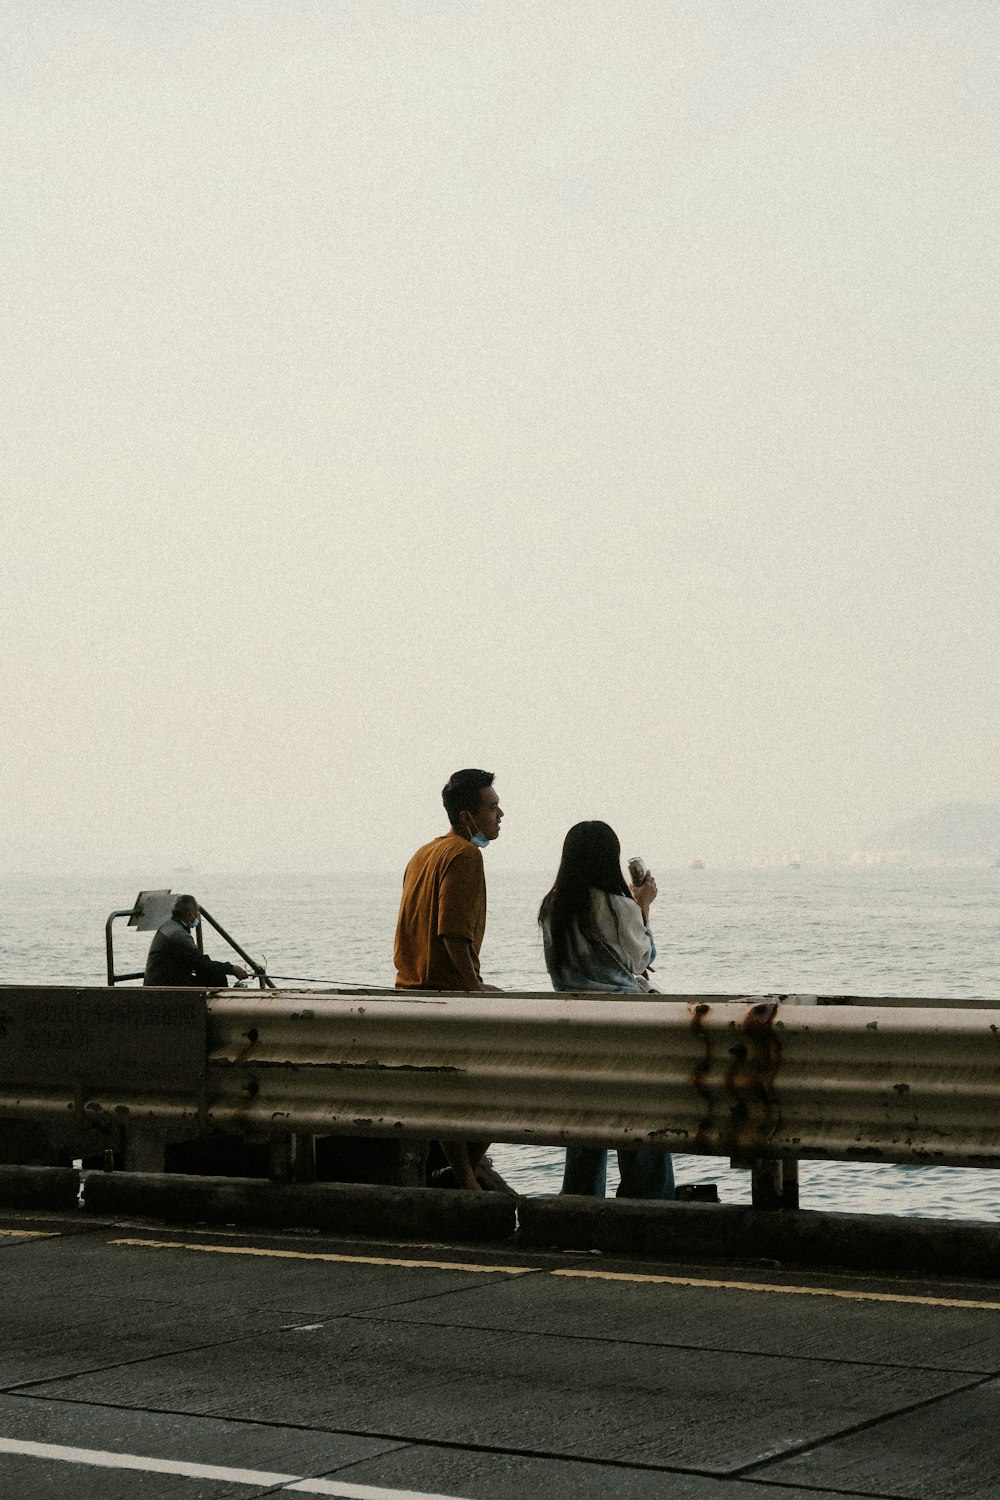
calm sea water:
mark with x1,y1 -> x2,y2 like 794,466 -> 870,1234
2,866 -> 999,1222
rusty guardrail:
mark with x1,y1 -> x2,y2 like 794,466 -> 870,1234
199,992 -> 1000,1173
1,989 -> 999,1199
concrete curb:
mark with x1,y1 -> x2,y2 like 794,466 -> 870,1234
0,1165 -> 80,1211
517,1196 -> 1000,1278
67,1173 -> 1000,1277
82,1172 -> 518,1242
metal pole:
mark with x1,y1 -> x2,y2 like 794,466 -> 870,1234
781,1155 -> 800,1211
198,907 -> 276,988
749,1156 -> 800,1212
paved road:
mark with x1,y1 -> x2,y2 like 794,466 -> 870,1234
0,1205 -> 998,1498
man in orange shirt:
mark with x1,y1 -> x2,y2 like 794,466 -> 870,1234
394,768 -> 504,1190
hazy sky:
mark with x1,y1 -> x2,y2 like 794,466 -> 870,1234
2,1 -> 998,876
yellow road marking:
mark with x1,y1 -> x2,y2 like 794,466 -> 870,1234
551,1267 -> 1000,1311
0,1229 -> 60,1240
109,1236 -> 1000,1312
111,1238 -> 537,1276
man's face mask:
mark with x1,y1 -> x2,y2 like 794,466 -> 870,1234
467,817 -> 489,849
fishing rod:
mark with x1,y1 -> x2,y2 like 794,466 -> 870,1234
197,905 -> 276,989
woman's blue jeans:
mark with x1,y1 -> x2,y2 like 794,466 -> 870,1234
560,1145 -> 675,1199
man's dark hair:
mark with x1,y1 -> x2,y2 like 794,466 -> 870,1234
442,769 -> 494,828
172,895 -> 198,921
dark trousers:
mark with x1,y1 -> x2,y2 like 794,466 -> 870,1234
560,1145 -> 675,1199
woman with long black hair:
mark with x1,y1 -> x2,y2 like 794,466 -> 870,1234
538,820 -> 674,1199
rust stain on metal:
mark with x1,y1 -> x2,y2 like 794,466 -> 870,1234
719,1001 -> 783,1154
213,1069 -> 260,1131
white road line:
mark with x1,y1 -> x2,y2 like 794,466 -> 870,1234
111,1238 -> 536,1276
0,1229 -> 59,1240
0,1437 -> 296,1485
0,1437 -> 471,1499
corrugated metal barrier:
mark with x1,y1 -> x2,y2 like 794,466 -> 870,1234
1,989 -> 999,1189
203,991 -> 1000,1170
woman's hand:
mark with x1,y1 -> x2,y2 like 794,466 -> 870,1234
631,872 -> 657,922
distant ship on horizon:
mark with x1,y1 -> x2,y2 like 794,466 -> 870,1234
689,858 -> 705,870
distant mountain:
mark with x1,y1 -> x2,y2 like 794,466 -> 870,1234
864,802 -> 1000,863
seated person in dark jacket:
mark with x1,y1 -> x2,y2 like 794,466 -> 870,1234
143,895 -> 249,987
